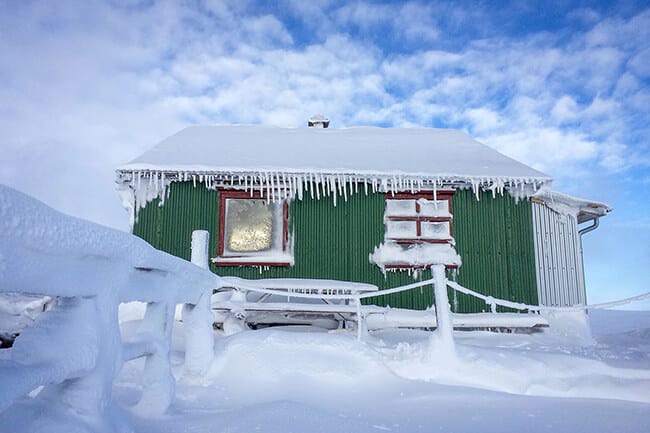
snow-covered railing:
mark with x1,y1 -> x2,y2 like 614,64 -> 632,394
218,274 -> 650,338
0,186 -> 219,419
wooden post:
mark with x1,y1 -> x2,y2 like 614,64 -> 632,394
183,230 -> 215,376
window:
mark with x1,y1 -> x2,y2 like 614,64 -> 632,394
384,192 -> 454,245
371,191 -> 458,270
213,190 -> 292,266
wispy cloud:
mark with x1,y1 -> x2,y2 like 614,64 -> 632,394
0,0 -> 649,229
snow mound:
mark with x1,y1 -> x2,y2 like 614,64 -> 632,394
199,328 -> 398,406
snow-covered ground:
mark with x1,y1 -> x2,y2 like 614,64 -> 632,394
118,309 -> 650,433
4,307 -> 648,433
125,307 -> 650,432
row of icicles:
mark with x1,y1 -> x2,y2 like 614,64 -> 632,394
121,170 -> 547,210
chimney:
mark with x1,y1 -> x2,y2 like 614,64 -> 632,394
308,114 -> 330,128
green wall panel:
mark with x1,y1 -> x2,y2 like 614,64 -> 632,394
452,189 -> 538,312
132,183 -> 537,312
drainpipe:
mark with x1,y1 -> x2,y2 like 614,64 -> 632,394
577,215 -> 600,312
578,216 -> 599,237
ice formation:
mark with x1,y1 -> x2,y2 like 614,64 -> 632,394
115,125 -> 553,226
116,170 -> 548,227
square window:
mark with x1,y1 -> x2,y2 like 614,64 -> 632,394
376,191 -> 456,269
224,199 -> 279,253
214,190 -> 292,266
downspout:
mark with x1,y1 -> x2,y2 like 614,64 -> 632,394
578,216 -> 599,237
577,215 -> 599,311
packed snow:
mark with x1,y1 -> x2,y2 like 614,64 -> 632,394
4,308 -> 649,433
120,126 -> 550,182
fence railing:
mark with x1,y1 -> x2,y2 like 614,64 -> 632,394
218,275 -> 650,339
0,186 -> 219,418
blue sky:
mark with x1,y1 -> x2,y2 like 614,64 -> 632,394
1,0 -> 648,308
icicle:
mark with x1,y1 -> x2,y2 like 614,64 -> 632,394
433,181 -> 438,209
342,176 -> 348,202
274,173 -> 280,200
364,179 -> 368,195
265,173 -> 271,200
296,175 -> 302,200
309,174 -> 315,199
269,173 -> 274,202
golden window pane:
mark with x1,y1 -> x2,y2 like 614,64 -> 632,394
225,199 -> 274,252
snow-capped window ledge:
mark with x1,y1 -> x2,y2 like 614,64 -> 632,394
370,242 -> 462,273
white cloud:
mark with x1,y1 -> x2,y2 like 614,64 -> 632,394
628,47 -> 650,78
1,1 -> 649,232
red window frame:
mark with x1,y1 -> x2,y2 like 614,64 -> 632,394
213,189 -> 290,267
384,190 -> 457,270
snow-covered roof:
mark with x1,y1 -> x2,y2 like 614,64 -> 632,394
115,125 -> 554,226
119,125 -> 550,182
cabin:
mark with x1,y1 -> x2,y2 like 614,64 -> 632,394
115,119 -> 610,325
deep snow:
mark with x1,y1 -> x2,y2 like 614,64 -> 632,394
119,308 -> 650,433
4,307 -> 648,433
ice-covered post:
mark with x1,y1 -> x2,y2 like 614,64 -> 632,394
355,296 -> 367,342
432,263 -> 455,352
182,230 -> 215,376
136,301 -> 176,415
56,292 -> 123,417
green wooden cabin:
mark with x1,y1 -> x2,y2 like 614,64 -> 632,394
116,123 -> 610,313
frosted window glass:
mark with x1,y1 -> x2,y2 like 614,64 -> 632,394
418,199 -> 450,217
386,199 -> 416,216
386,220 -> 417,238
421,221 -> 451,239
225,199 -> 274,252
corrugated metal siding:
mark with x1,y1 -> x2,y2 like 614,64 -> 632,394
532,201 -> 586,307
132,183 -> 538,312
133,182 -> 221,262
452,190 -> 539,312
